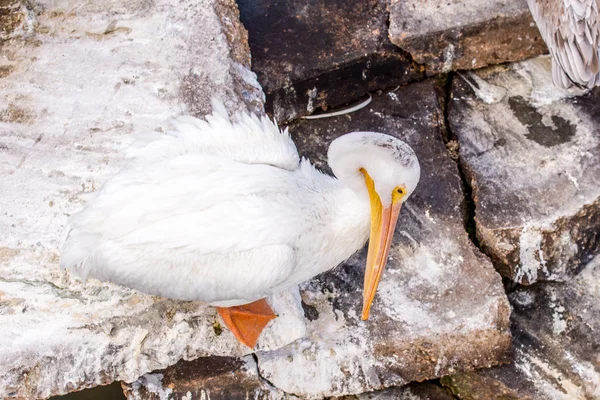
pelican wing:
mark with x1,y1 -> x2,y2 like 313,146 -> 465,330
85,242 -> 296,306
60,156 -> 307,303
527,0 -> 600,89
126,99 -> 300,170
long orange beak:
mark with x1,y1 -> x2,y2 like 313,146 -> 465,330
361,169 -> 403,320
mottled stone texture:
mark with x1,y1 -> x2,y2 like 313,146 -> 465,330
123,356 -> 290,400
237,0 -> 424,122
337,382 -> 456,399
251,81 -> 511,399
449,56 -> 600,284
389,0 -> 548,74
449,257 -> 600,399
441,372 -> 525,400
0,0 -> 274,398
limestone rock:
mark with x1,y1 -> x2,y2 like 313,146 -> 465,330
123,356 -> 292,400
449,56 -> 600,284
441,372 -> 524,400
237,0 -> 423,122
450,256 -> 600,399
0,1 -> 289,398
389,0 -> 548,74
337,382 -> 456,399
253,81 -> 511,399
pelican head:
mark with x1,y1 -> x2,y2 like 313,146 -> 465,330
328,132 -> 420,320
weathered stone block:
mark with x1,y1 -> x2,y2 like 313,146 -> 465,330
389,0 -> 548,75
123,356 -> 290,400
337,382 -> 456,399
251,80 -> 511,398
441,372 -> 525,399
450,256 -> 600,399
237,0 -> 424,122
0,0 -> 273,398
449,56 -> 600,284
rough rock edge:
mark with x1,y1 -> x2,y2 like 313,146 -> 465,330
122,355 -> 295,400
474,195 -> 600,284
449,59 -> 600,284
389,2 -> 547,74
212,0 -> 265,115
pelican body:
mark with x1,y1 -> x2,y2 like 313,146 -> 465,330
527,0 -> 600,89
61,100 -> 420,347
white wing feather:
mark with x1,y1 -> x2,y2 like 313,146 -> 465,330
126,98 -> 300,170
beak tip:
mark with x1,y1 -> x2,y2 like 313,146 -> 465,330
361,308 -> 370,320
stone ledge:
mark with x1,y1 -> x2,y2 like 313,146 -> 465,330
237,0 -> 424,122
123,356 -> 290,400
389,0 -> 548,74
446,256 -> 600,399
449,56 -> 600,284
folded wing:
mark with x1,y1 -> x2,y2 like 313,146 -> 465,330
60,101 -> 304,302
126,98 -> 300,170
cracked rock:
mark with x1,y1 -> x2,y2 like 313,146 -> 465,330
0,0 -> 287,398
253,80 -> 511,399
449,55 -> 600,284
237,0 -> 423,122
123,356 -> 292,400
389,0 -> 547,75
452,256 -> 600,399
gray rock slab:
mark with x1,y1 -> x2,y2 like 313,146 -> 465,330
252,81 -> 511,399
389,0 -> 548,75
123,356 -> 293,400
124,362 -> 456,400
336,382 -> 456,400
0,1 -> 291,398
448,256 -> 600,399
236,0 -> 424,122
449,55 -> 600,284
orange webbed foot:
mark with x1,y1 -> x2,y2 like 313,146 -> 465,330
216,298 -> 276,348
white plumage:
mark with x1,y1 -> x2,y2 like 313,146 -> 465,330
60,100 -> 420,312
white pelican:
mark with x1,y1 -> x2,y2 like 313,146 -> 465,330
60,100 -> 420,348
527,0 -> 599,89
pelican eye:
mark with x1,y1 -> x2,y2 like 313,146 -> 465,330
392,186 -> 406,203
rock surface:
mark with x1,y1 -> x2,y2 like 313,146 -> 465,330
237,0 -> 424,122
123,359 -> 458,400
337,382 -> 456,400
0,1 -> 282,398
449,256 -> 600,399
238,0 -> 548,123
389,0 -> 548,74
449,55 -> 600,284
441,372 -> 524,399
252,81 -> 511,398
123,356 -> 290,400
